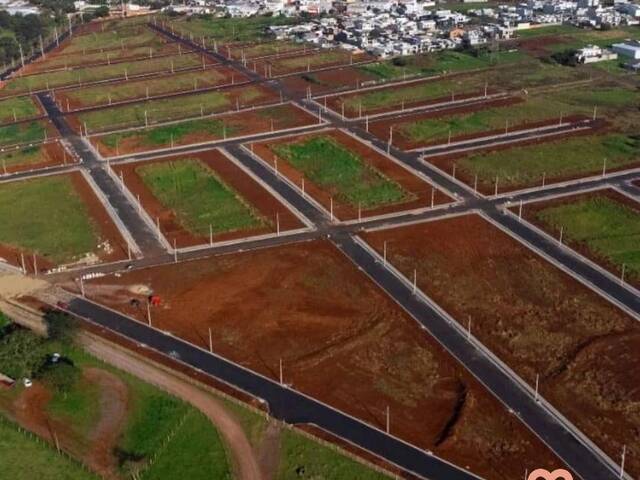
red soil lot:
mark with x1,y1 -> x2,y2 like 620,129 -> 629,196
0,141 -> 76,175
518,35 -> 567,57
0,171 -> 129,273
22,42 -> 185,76
423,120 -> 611,196
55,65 -> 245,111
280,66 -> 378,97
113,149 -> 304,248
81,240 -> 563,480
518,188 -> 640,289
362,214 -> 640,478
252,50 -> 373,77
227,42 -> 309,61
248,128 -> 452,221
91,103 -> 319,157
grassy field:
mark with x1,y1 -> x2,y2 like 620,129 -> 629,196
516,24 -> 583,38
277,429 -> 389,480
458,133 -> 640,189
143,410 -> 232,480
547,27 -> 640,53
534,195 -> 640,279
63,69 -> 227,107
79,87 -> 266,132
0,96 -> 40,124
167,14 -> 300,42
0,175 -> 100,263
0,145 -> 49,170
2,54 -> 205,95
274,50 -> 350,71
272,136 -> 410,208
137,159 -> 265,236
397,86 -> 633,144
359,50 -> 526,80
233,41 -> 301,58
62,25 -> 160,54
0,419 -> 98,480
101,117 -> 228,150
0,121 -> 47,147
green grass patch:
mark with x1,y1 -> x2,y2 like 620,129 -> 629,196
0,418 -> 98,480
459,134 -> 640,189
360,50 -> 525,80
0,175 -> 101,263
276,428 -> 389,480
142,410 -> 232,480
398,86 -> 635,143
168,14 -> 299,42
78,86 -> 268,131
534,195 -> 640,280
0,145 -> 47,169
46,376 -> 102,438
137,159 -> 265,236
273,136 -> 410,209
0,121 -> 46,147
65,69 -> 226,107
63,26 -> 159,53
2,54 -> 203,95
516,24 -> 583,38
0,96 -> 39,123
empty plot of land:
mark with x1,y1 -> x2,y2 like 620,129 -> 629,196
59,24 -> 165,55
0,172 -> 127,271
0,121 -> 55,148
0,141 -> 73,175
0,96 -> 42,125
227,40 -> 305,60
91,103 -> 318,156
362,214 -> 640,478
372,85 -> 636,150
25,42 -> 186,74
2,53 -> 214,96
57,66 -> 240,110
281,66 -> 378,96
83,241 -> 562,480
73,84 -> 277,133
114,150 -> 303,247
429,132 -> 638,194
521,189 -> 640,288
249,129 -> 450,220
255,49 -> 371,77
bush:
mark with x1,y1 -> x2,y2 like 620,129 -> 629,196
44,311 -> 76,345
0,329 -> 46,379
39,362 -> 80,396
391,56 -> 407,67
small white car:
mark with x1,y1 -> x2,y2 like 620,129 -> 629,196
23,378 -> 33,388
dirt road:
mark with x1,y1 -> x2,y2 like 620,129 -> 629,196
79,333 -> 264,480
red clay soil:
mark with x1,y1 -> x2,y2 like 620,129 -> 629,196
518,35 -> 568,57
366,96 -> 522,150
0,141 -> 76,176
280,66 -> 378,97
227,42 -> 310,61
91,103 -> 319,157
0,172 -> 128,272
249,128 -> 452,221
362,214 -> 640,478
424,119 -> 614,195
78,241 -> 564,480
517,188 -> 640,289
113,149 -> 304,248
56,65 -> 245,111
252,50 -> 373,78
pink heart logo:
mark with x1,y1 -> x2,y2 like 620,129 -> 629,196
528,469 -> 573,480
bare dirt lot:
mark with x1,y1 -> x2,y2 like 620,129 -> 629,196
248,128 -> 452,220
79,241 -> 563,480
0,141 -> 76,175
280,66 -> 378,97
362,214 -> 640,478
113,149 -> 304,248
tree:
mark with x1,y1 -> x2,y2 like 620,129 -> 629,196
39,362 -> 80,397
44,311 -> 77,345
0,329 -> 46,379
